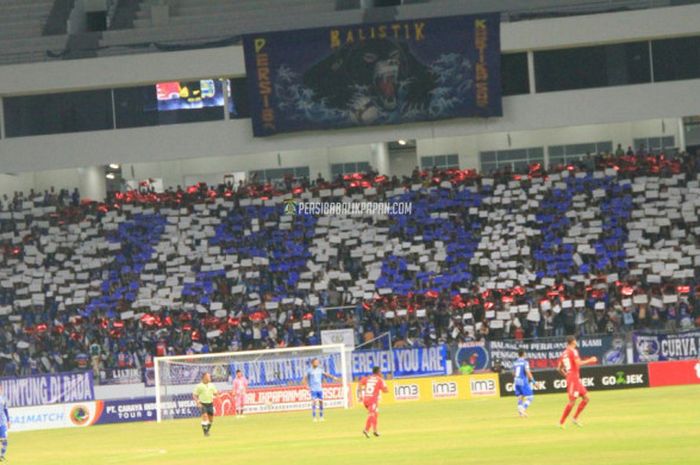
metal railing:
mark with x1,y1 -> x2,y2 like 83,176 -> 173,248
106,0 -> 120,30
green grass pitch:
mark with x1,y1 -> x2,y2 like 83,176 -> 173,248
10,385 -> 699,465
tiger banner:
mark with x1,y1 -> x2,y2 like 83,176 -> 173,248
243,13 -> 502,136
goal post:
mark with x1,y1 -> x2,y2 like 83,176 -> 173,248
153,344 -> 351,422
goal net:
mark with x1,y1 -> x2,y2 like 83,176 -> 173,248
153,344 -> 350,422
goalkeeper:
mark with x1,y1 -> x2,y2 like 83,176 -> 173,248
304,358 -> 340,422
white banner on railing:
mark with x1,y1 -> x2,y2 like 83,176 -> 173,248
321,329 -> 355,350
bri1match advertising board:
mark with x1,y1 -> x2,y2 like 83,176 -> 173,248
9,401 -> 104,432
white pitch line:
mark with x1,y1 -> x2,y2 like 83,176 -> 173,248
105,448 -> 167,464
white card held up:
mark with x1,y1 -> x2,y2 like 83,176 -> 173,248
663,294 -> 678,304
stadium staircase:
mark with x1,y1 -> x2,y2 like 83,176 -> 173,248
109,0 -> 144,30
42,0 -> 75,35
0,0 -> 54,41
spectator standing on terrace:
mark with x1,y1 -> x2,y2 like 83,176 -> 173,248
89,340 -> 101,378
71,188 -> 80,206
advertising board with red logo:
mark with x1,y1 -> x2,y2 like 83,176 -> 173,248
215,383 -> 347,416
648,360 -> 700,388
9,401 -> 104,432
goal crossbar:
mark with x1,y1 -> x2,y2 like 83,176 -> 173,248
154,343 -> 348,362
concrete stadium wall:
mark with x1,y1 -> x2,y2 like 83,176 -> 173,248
0,78 -> 696,177
121,144 -> 373,190
418,118 -> 683,172
0,169 -> 83,199
0,116 -> 684,197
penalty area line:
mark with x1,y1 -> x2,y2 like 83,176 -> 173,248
104,448 -> 168,463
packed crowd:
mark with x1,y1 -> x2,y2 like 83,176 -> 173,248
0,146 -> 698,378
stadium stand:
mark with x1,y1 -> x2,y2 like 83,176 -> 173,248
0,0 -> 694,65
98,0 -> 337,56
132,0 -> 336,30
0,36 -> 68,65
95,0 -> 692,58
1,1 -> 700,462
0,0 -> 52,41
0,0 -> 68,65
0,148 -> 698,376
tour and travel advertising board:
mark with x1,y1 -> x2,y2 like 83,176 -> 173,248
243,13 -> 502,136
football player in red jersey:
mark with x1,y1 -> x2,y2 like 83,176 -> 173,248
558,335 -> 598,428
358,366 -> 389,438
